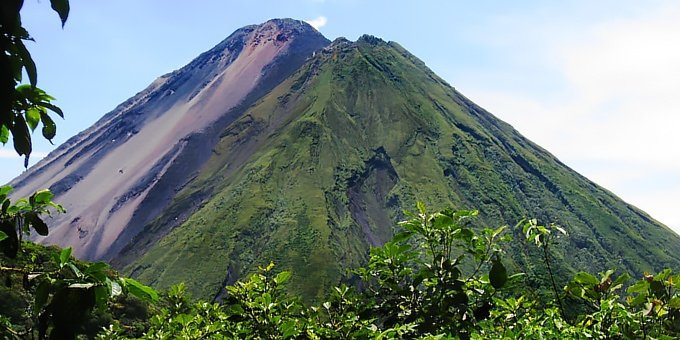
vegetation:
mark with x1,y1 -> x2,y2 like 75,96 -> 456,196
1,0 -> 69,166
0,185 -> 158,339
3,201 -> 679,338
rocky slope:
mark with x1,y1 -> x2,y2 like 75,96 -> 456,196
10,19 -> 330,260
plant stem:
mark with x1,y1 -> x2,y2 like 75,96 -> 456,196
542,244 -> 565,319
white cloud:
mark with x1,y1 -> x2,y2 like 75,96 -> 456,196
305,16 -> 328,30
465,3 -> 680,234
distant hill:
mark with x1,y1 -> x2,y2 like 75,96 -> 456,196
11,19 -> 680,300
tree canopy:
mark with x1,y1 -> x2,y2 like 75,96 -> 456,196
1,0 -> 69,166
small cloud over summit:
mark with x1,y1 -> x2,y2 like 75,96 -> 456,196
306,16 -> 327,30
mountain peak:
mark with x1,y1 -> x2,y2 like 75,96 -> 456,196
11,19 -> 329,261
356,34 -> 386,46
245,18 -> 321,47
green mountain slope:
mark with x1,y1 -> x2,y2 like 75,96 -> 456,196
115,35 -> 680,301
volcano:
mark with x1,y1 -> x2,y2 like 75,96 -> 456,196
11,19 -> 680,300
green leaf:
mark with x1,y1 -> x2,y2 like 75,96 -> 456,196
84,261 -> 109,275
574,272 -> 599,285
15,40 -> 37,87
489,259 -> 508,289
11,115 -> 31,166
26,107 -> 40,131
280,319 -> 299,338
391,231 -> 414,243
59,247 -> 72,266
0,231 -> 7,242
611,273 -> 631,291
34,280 -> 50,315
0,125 -> 9,144
668,297 -> 680,309
40,102 -> 64,119
94,285 -> 109,308
50,0 -> 70,27
67,262 -> 83,278
262,292 -> 272,306
32,189 -> 54,205
0,186 -> 12,197
274,271 -> 292,285
416,201 -> 426,214
627,280 -> 649,294
492,225 -> 507,239
84,262 -> 110,282
122,278 -> 159,302
432,213 -> 453,230
1,199 -> 9,214
28,213 -> 49,236
226,304 -> 245,315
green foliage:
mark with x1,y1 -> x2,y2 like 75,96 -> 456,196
0,185 -> 64,258
0,185 -> 158,339
5,203 -> 678,338
356,203 -> 514,338
0,241 -> 159,339
1,0 -> 69,165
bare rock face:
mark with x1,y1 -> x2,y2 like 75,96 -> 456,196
10,19 -> 330,260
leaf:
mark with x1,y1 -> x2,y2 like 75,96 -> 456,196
0,125 -> 9,144
40,102 -> 64,119
59,247 -> 72,266
668,297 -> 680,309
611,273 -> 631,291
84,261 -> 109,275
262,292 -> 272,306
226,304 -> 245,315
122,278 -> 159,302
11,115 -> 31,166
94,285 -> 109,308
67,262 -> 83,278
34,280 -> 50,316
492,225 -> 507,239
68,283 -> 95,289
489,259 -> 508,289
84,262 -> 110,282
574,272 -> 599,286
391,231 -> 414,243
416,201 -> 426,214
0,185 -> 12,197
31,189 -> 54,205
274,271 -> 292,285
111,281 -> 122,297
627,280 -> 649,294
28,213 -> 49,236
26,107 -> 40,131
1,199 -> 9,214
0,231 -> 7,242
432,213 -> 453,230
15,40 -> 37,87
50,0 -> 70,27
508,273 -> 526,281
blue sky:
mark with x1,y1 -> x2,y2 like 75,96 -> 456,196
4,0 -> 680,234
